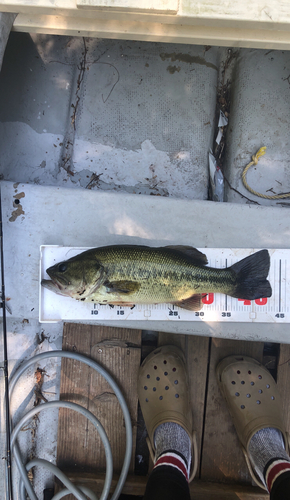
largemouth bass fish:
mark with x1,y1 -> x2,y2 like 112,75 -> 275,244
41,245 -> 272,311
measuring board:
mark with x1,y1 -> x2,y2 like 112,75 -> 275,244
39,246 -> 288,323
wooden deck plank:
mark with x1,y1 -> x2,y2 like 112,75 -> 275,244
201,338 -> 265,484
65,472 -> 268,499
158,332 -> 209,477
57,323 -> 141,477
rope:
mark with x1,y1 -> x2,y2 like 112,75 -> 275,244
242,147 -> 290,199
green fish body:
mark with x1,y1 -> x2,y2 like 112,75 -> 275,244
41,245 -> 272,311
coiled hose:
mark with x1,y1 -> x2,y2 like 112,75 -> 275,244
9,350 -> 133,500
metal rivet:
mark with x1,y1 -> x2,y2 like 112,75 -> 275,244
266,384 -> 270,389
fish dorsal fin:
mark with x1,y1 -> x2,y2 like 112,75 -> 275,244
165,245 -> 208,265
173,293 -> 207,311
105,280 -> 140,295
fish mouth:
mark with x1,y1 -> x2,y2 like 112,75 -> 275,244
46,269 -> 70,288
41,276 -> 68,295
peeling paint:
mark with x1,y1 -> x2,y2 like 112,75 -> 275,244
13,191 -> 25,201
10,191 -> 25,221
9,204 -> 25,222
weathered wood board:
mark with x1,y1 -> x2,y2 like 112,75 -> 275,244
57,323 -> 141,478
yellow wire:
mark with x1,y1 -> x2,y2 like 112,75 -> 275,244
242,147 -> 290,199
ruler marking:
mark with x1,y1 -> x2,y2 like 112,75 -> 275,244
284,259 -> 287,313
279,259 -> 282,313
225,258 -> 228,312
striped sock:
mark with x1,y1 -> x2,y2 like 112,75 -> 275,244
265,459 -> 290,494
248,427 -> 290,491
154,451 -> 189,482
154,422 -> 191,480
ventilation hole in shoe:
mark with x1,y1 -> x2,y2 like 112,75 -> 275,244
172,367 -> 176,372
165,386 -> 169,390
241,381 -> 245,385
156,377 -> 160,381
235,392 -> 240,397
258,375 -> 262,379
248,370 -> 251,374
256,400 -> 261,405
251,382 -> 255,386
174,380 -> 178,385
241,405 -> 245,409
164,371 -> 168,376
144,386 -> 148,390
159,396 -> 163,400
231,381 -> 236,385
246,394 -> 251,398
271,396 -> 275,400
153,387 -> 156,392
163,360 -> 167,364
266,384 -> 270,389
175,394 -> 179,398
258,389 -> 263,394
237,370 -> 241,374
154,366 -> 157,370
145,398 -> 148,402
147,374 -> 150,379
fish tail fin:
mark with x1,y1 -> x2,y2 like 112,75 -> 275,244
230,249 -> 272,300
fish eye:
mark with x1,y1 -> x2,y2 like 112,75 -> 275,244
58,263 -> 67,273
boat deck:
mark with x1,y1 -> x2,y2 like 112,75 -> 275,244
55,324 -> 290,499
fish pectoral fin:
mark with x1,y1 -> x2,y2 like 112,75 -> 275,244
173,293 -> 206,311
105,280 -> 140,295
165,245 -> 208,265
